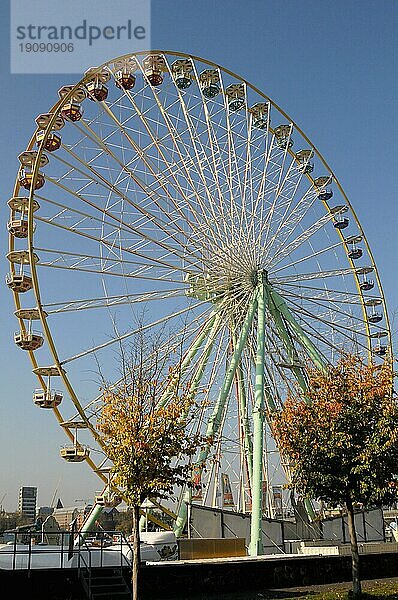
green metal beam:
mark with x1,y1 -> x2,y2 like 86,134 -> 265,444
188,312 -> 223,395
266,284 -> 327,374
140,311 -> 222,532
157,310 -> 219,409
234,346 -> 253,494
173,292 -> 258,537
77,503 -> 104,542
249,275 -> 266,556
265,288 -> 308,394
265,281 -> 327,521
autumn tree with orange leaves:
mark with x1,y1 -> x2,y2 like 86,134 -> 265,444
96,334 -> 201,600
273,354 -> 398,598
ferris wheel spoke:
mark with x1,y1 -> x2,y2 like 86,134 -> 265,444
279,286 -> 364,307
257,167 -> 305,261
35,246 -> 198,285
40,182 -> 200,270
168,86 -> 247,249
132,61 -> 230,246
161,62 -> 234,240
35,245 -> 191,274
262,165 -> 303,251
43,289 -> 186,314
259,128 -> 294,243
284,295 -> 371,353
282,289 -> 371,333
60,299 -> 212,366
34,209 -> 203,275
260,185 -> 320,265
189,63 -> 238,247
88,98 -> 216,244
36,194 -> 174,262
253,124 -> 275,234
73,111 -> 195,210
273,280 -> 365,300
43,141 -> 210,263
292,311 -> 370,358
36,261 -> 185,284
270,236 -> 349,275
103,91 -> 250,268
241,116 -> 261,259
271,267 -> 357,284
36,193 -> 211,276
81,311 -> 218,418
219,85 -> 246,245
264,192 -> 332,269
45,154 -> 205,265
237,109 -> 260,267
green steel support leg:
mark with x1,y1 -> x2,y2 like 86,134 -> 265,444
265,283 -> 327,521
140,312 -> 222,532
266,298 -> 308,393
188,312 -> 223,396
157,310 -> 219,409
76,503 -> 104,544
234,353 -> 253,490
249,277 -> 265,556
267,286 -> 327,374
174,293 -> 258,537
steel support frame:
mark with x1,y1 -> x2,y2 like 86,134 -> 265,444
173,292 -> 258,537
140,310 -> 222,532
265,281 -> 327,521
266,284 -> 326,374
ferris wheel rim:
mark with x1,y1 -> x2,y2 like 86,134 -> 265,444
21,49 -> 392,357
8,49 -> 392,514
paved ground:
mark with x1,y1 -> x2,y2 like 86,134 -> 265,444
184,577 -> 398,600
260,577 -> 398,597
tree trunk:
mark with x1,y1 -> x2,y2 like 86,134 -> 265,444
346,498 -> 361,597
131,505 -> 141,600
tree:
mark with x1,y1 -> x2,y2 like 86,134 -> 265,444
272,354 -> 398,598
96,334 -> 201,600
0,512 -> 30,534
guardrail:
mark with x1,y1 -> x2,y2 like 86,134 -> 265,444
0,530 -> 134,572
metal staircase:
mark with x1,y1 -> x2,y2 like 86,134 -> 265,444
80,566 -> 132,600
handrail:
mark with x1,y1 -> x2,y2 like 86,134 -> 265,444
0,529 -> 134,573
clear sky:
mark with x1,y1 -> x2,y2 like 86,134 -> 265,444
0,0 -> 397,512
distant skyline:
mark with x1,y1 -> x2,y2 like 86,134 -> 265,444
1,0 -> 397,512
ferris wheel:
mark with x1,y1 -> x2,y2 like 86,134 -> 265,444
7,51 -> 391,554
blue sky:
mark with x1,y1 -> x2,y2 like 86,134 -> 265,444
0,0 -> 397,511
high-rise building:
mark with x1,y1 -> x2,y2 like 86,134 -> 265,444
18,486 -> 37,522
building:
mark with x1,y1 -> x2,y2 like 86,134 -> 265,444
18,486 -> 37,523
52,505 -> 119,531
36,506 -> 54,520
52,505 -> 94,530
